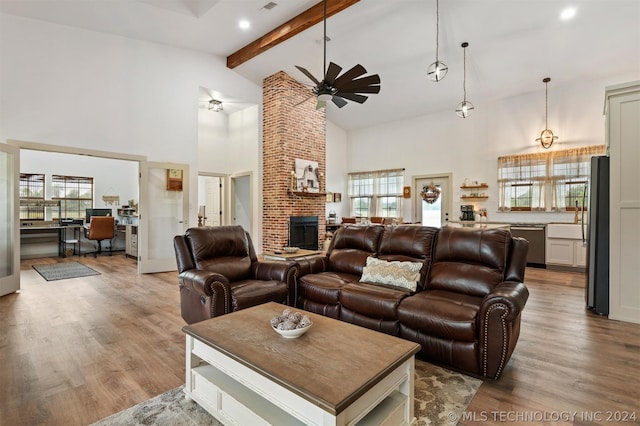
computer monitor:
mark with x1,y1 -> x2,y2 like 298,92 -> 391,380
85,208 -> 112,224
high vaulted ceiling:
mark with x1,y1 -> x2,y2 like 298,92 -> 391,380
2,0 -> 639,130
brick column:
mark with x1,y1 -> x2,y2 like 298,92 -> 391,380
262,71 -> 326,252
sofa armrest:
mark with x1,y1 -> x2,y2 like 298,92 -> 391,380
252,260 -> 297,282
478,281 -> 529,379
480,281 -> 529,322
252,260 -> 298,307
296,255 -> 327,276
178,269 -> 232,317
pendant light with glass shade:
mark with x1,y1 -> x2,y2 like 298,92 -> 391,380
427,0 -> 448,82
536,77 -> 558,149
455,42 -> 474,118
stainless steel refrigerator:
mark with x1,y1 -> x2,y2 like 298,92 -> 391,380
585,156 -> 609,315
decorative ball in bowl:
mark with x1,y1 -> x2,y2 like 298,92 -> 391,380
283,246 -> 299,254
271,309 -> 313,339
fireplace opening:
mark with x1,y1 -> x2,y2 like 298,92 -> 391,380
289,216 -> 319,250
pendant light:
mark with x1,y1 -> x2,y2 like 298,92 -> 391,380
455,42 -> 474,118
427,0 -> 448,82
536,77 -> 558,149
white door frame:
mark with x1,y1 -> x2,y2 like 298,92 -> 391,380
412,173 -> 452,225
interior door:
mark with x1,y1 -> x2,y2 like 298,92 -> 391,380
138,161 -> 189,273
0,144 -> 20,296
204,176 -> 222,226
231,173 -> 252,233
414,175 -> 451,227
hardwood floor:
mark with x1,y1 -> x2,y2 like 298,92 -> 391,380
1,256 -> 639,425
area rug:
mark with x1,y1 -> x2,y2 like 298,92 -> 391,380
91,360 -> 481,426
32,262 -> 100,281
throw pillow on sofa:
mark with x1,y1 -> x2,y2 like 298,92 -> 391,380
360,256 -> 422,291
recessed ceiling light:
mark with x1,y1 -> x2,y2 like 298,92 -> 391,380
560,7 -> 576,20
238,19 -> 251,30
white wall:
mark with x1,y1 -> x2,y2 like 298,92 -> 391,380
197,104 -> 262,244
326,120 -> 348,222
0,13 -> 261,230
344,73 -> 640,224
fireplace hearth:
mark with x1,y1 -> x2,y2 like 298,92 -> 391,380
289,216 -> 319,250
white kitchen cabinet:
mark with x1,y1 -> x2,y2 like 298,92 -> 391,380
546,224 -> 586,269
606,81 -> 640,323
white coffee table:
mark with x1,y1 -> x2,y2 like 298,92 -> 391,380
183,302 -> 420,426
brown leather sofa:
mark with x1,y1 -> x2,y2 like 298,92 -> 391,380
174,226 -> 298,324
296,224 -> 529,379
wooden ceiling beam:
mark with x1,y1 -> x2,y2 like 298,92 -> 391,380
226,0 -> 360,69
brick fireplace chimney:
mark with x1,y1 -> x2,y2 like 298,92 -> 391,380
262,71 -> 326,252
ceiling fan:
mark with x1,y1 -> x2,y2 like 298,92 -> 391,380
295,0 -> 381,109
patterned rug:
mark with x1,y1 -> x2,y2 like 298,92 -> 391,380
91,360 -> 481,426
32,262 -> 100,281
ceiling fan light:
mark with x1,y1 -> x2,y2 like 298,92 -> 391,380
456,100 -> 474,118
317,93 -> 333,102
427,61 -> 448,82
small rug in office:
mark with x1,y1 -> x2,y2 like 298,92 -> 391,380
32,262 -> 100,281
90,360 -> 482,426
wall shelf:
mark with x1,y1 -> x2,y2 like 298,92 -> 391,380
288,190 -> 326,198
460,184 -> 489,189
460,183 -> 489,200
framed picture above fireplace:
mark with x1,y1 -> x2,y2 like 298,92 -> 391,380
294,158 -> 320,193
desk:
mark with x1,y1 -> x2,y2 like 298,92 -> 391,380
20,224 -> 83,259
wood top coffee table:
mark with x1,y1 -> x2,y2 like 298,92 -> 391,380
183,302 -> 421,426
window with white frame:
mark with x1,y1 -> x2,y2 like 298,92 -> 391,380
498,145 -> 605,212
52,175 -> 94,219
348,169 -> 404,219
550,146 -> 604,211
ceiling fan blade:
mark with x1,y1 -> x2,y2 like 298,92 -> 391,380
338,75 -> 381,92
324,62 -> 343,85
342,85 -> 381,95
335,92 -> 368,104
295,65 -> 320,85
316,99 -> 326,109
331,96 -> 348,108
333,64 -> 367,88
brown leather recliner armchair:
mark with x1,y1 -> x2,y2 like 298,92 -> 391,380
174,226 -> 298,324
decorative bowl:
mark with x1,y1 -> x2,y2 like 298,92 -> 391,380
283,246 -> 299,254
272,322 -> 313,339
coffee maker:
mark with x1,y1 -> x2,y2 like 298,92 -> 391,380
460,205 -> 475,221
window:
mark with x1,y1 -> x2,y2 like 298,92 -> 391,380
498,145 -> 605,212
19,173 -> 45,219
498,154 -> 546,211
348,169 -> 404,218
550,146 -> 604,211
52,175 -> 94,219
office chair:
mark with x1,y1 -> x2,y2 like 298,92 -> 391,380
85,216 -> 115,257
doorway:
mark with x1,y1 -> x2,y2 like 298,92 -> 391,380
230,172 -> 252,234
197,174 -> 225,227
413,174 -> 452,227
8,139 -> 189,274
